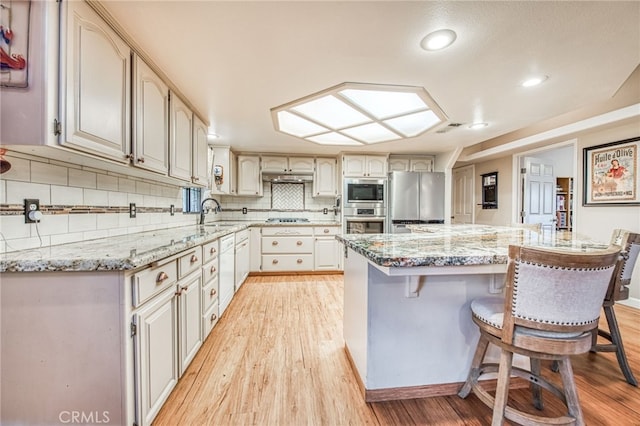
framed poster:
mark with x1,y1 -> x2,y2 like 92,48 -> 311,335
1,0 -> 31,88
583,136 -> 640,206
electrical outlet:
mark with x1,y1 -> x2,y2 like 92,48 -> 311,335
129,203 -> 137,218
323,208 -> 328,214
242,207 -> 247,214
170,204 -> 175,216
24,199 -> 41,224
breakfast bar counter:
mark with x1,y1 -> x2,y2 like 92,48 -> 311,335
336,225 -> 609,402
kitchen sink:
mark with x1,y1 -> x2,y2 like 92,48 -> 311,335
203,223 -> 236,228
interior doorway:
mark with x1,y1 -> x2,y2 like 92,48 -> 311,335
513,140 -> 577,231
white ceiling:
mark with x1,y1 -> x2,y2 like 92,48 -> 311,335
102,0 -> 640,156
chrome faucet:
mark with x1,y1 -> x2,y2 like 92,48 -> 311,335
199,197 -> 222,224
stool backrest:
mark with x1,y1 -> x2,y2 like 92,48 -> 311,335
608,230 -> 640,301
501,245 -> 620,344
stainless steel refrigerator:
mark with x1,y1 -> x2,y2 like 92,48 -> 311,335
388,171 -> 445,233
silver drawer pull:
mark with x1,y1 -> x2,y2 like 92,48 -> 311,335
297,259 -> 303,264
210,288 -> 217,297
324,229 -> 330,233
190,254 -> 198,263
272,241 -> 278,246
210,266 -> 217,274
156,272 -> 169,283
296,241 -> 303,246
272,259 -> 279,264
210,247 -> 217,254
210,313 -> 217,322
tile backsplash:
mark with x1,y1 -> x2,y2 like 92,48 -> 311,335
0,151 -> 339,253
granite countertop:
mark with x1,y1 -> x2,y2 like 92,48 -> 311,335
336,224 -> 610,268
0,220 -> 341,273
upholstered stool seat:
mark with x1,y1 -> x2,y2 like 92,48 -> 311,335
458,244 -> 620,426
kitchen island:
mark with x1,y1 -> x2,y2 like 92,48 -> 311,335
336,224 -> 609,402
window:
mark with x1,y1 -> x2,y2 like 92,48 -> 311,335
182,187 -> 202,213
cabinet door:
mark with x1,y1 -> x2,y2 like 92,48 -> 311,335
366,156 -> 388,177
313,158 -> 337,197
261,156 -> 289,173
133,286 -> 178,426
62,0 -> 131,163
314,237 -> 340,270
234,239 -> 250,290
192,115 -> 209,186
410,157 -> 433,172
343,155 -> 366,177
178,273 -> 202,376
169,93 -> 193,181
237,155 -> 262,196
229,151 -> 237,195
133,56 -> 168,174
289,157 -> 315,173
389,158 -> 409,172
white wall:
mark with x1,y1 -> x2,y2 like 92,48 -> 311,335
575,122 -> 640,303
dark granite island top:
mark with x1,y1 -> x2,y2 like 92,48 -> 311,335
336,224 -> 608,271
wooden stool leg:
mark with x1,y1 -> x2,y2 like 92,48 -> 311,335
604,305 -> 638,386
459,335 -> 490,398
557,357 -> 585,426
529,357 -> 544,410
491,349 -> 513,426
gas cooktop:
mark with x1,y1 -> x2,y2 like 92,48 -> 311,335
265,218 -> 310,223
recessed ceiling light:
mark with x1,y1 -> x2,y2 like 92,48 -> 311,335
420,29 -> 457,51
469,122 -> 488,130
521,76 -> 548,87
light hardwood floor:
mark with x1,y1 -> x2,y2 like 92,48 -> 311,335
153,274 -> 640,425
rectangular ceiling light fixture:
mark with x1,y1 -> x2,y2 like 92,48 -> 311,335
271,82 -> 448,145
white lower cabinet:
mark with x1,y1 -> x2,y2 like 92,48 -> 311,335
314,226 -> 341,270
133,285 -> 178,426
201,239 -> 220,340
260,225 -> 341,272
235,229 -> 250,290
177,270 -> 202,376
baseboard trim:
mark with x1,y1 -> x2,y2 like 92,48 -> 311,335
248,271 -> 343,276
619,297 -> 640,309
342,347 -> 528,402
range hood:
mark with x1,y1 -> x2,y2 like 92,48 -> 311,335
262,173 -> 313,182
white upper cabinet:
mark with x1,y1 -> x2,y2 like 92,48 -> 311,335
169,93 -> 193,182
61,0 -> 131,163
192,115 -> 209,187
210,146 -> 234,195
388,156 -> 434,173
343,155 -> 388,177
261,156 -> 315,174
313,157 -> 338,197
133,55 -> 169,174
237,155 -> 262,196
389,158 -> 410,172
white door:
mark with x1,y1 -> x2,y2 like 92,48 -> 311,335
169,93 -> 193,182
192,115 -> 209,186
314,238 -> 340,270
366,156 -> 388,177
236,155 -> 262,196
313,158 -> 337,197
522,157 -> 556,231
452,165 -> 474,224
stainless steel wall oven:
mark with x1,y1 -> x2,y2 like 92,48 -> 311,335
343,178 -> 387,234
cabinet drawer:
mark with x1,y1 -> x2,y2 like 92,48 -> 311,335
202,302 -> 219,340
235,229 -> 249,243
132,260 -> 178,307
261,226 -> 313,236
202,258 -> 219,284
202,275 -> 219,313
314,226 -> 340,236
262,236 -> 313,253
202,239 -> 219,263
262,254 -> 314,271
178,248 -> 202,278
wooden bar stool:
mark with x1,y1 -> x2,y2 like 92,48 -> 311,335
458,244 -> 620,426
593,229 -> 640,386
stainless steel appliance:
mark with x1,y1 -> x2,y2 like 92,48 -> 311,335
343,177 -> 387,234
343,178 -> 386,208
388,171 -> 445,233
